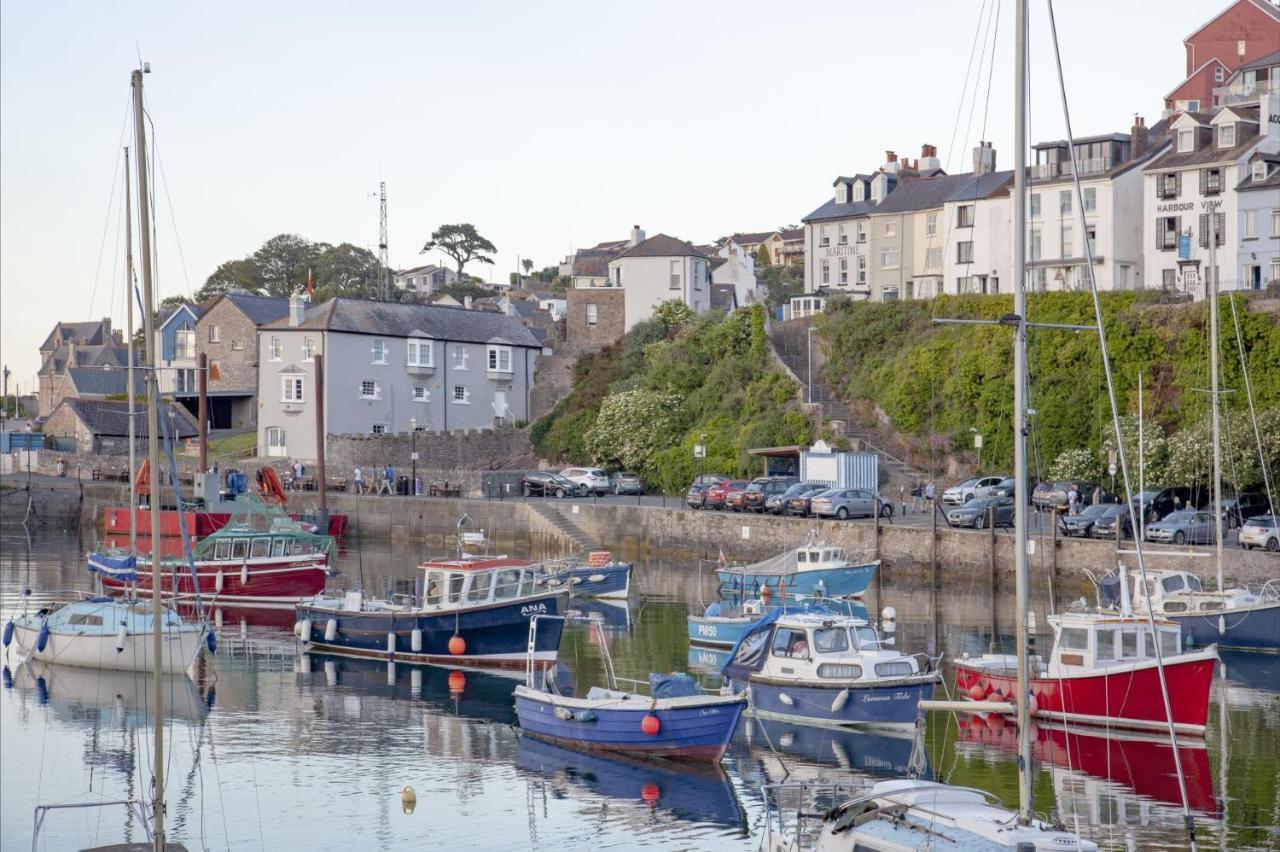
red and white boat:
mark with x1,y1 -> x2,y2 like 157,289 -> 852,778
956,582 -> 1218,735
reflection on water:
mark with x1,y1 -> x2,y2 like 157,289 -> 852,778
1,528 -> 1277,850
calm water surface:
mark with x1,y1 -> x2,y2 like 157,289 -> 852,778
1,527 -> 1277,850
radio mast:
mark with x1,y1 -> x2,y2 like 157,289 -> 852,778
378,181 -> 390,300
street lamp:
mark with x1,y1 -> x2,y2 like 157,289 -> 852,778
409,418 -> 419,496
806,325 -> 816,404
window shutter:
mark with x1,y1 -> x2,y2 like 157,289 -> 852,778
1175,173 -> 1182,195
1199,169 -> 1207,195
1199,214 -> 1208,248
1155,219 -> 1162,251
1174,217 -> 1181,245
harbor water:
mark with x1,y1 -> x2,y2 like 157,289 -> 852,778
1,527 -> 1276,850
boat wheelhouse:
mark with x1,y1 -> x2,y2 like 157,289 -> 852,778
296,555 -> 564,669
717,542 -> 878,600
1122,568 -> 1279,652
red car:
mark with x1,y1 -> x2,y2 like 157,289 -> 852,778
705,479 -> 750,511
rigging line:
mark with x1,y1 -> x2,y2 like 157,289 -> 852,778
961,0 -> 1000,165
944,0 -> 993,174
978,0 -> 1003,145
85,95 -> 132,322
146,108 -> 194,299
1227,293 -> 1276,519
1043,1 -> 1198,846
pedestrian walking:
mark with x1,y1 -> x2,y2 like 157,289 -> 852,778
924,481 -> 935,509
380,463 -> 395,495
293,459 -> 304,490
1091,485 -> 1102,508
1067,485 -> 1079,515
899,484 -> 907,517
352,466 -> 363,494
911,480 -> 922,514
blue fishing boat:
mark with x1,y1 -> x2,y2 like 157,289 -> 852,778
537,551 -> 632,600
716,541 -> 877,600
723,610 -> 940,730
688,597 -> 870,648
514,615 -> 747,762
296,554 -> 564,670
1120,569 -> 1280,653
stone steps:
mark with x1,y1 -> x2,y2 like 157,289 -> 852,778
527,501 -> 599,554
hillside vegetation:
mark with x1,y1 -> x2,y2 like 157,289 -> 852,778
532,302 -> 812,492
818,292 -> 1280,488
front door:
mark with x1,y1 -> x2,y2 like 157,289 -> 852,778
492,391 -> 508,423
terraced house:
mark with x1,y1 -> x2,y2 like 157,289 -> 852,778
256,296 -> 540,461
196,291 -> 289,429
36,318 -> 127,416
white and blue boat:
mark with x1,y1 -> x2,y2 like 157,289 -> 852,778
723,610 -> 940,731
1119,569 -> 1280,653
689,597 -> 870,649
716,542 -> 877,601
537,551 -> 632,600
514,615 -> 747,762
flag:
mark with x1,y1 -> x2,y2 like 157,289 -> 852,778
717,547 -> 727,570
306,268 -> 314,297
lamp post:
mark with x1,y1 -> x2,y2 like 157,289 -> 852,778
806,325 -> 815,404
409,418 -> 419,496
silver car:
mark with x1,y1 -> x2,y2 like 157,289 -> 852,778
1240,515 -> 1280,552
942,476 -> 1005,506
1144,510 -> 1223,545
812,488 -> 891,520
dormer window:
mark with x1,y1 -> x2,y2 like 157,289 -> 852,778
836,183 -> 848,204
1176,129 -> 1194,153
1218,124 -> 1236,148
853,182 -> 865,202
1253,161 -> 1269,181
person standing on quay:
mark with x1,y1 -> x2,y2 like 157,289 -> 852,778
911,480 -> 922,514
899,484 -> 907,516
924,480 -> 935,510
353,466 -> 363,494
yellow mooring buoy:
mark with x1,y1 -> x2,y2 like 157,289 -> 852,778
401,785 -> 417,814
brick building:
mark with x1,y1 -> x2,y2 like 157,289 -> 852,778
195,291 -> 289,429
1164,0 -> 1280,113
564,288 -> 624,352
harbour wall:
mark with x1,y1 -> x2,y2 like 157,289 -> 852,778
71,483 -> 1278,590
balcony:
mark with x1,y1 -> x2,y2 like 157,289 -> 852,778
1030,156 -> 1114,181
1213,77 -> 1273,107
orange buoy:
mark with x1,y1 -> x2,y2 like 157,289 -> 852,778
968,683 -> 986,702
985,712 -> 1006,730
448,634 -> 466,656
641,783 -> 660,805
641,714 -> 661,736
448,670 -> 466,694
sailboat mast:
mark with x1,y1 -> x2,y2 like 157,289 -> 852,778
1209,219 -> 1224,602
124,146 -> 137,555
1011,0 -> 1033,826
131,66 -> 166,852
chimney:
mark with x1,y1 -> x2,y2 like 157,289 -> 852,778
68,340 -> 78,368
1130,115 -> 1147,159
288,291 -> 309,327
920,143 -> 942,172
629,225 -> 646,247
972,141 -> 996,175
883,150 -> 900,174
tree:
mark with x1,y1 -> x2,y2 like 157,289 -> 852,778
422,223 -> 497,280
521,258 -> 534,275
253,234 -> 322,298
197,258 -> 261,301
197,234 -> 394,303
755,244 -> 772,268
652,299 -> 695,329
312,242 -> 384,301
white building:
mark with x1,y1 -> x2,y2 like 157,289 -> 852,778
605,234 -> 711,330
940,173 -> 1014,296
1143,95 -> 1280,295
707,242 -> 761,307
394,264 -> 457,295
1236,150 -> 1280,288
1025,122 -> 1169,292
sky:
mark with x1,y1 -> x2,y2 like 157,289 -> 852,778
0,0 -> 1214,388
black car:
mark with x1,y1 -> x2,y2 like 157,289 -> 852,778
742,476 -> 798,513
778,482 -> 830,516
522,471 -> 584,498
945,496 -> 1015,529
1058,503 -> 1113,537
1223,492 -> 1271,528
686,474 -> 729,509
1139,486 -> 1208,523
1090,504 -> 1134,540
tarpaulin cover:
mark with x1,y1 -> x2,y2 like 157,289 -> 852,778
648,672 -> 700,698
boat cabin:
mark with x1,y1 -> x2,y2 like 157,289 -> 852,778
795,546 -> 849,571
1128,569 -> 1257,616
421,561 -> 540,612
1049,613 -> 1184,672
208,531 -> 324,562
757,614 -> 921,682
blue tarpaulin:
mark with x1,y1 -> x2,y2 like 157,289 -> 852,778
86,552 -> 138,583
649,672 -> 700,699
721,608 -> 781,681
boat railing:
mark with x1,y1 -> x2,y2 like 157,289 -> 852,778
760,780 -> 867,851
33,798 -> 154,851
526,612 -> 613,690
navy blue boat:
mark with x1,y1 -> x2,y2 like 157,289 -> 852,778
1120,569 -> 1280,652
296,555 -> 564,669
538,556 -> 632,600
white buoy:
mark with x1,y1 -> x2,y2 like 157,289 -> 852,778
387,632 -> 397,656
587,574 -> 606,584
569,577 -> 583,585
215,571 -> 225,593
779,693 -> 794,706
831,688 -> 850,713
547,578 -> 562,587
779,733 -> 795,748
115,623 -> 128,654
410,668 -> 422,696
325,659 -> 337,687
299,653 -> 312,674
387,661 -> 396,685
325,619 -> 337,642
881,606 -> 897,632
410,629 -> 423,653
240,564 -> 249,586
298,619 -> 313,643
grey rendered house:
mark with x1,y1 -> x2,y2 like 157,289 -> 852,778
256,296 -> 540,461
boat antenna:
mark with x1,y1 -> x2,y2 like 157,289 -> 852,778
131,64 -> 168,852
1043,1 -> 1197,844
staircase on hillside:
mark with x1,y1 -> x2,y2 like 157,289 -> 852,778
769,317 -> 926,490
527,501 -> 599,554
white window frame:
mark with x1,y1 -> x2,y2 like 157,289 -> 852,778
956,241 -> 974,264
820,260 -> 830,285
208,325 -> 221,343
820,225 -> 830,247
883,218 -> 896,237
371,338 -> 388,364
302,336 -> 316,361
1176,129 -> 1193,153
1059,190 -> 1072,214
281,375 -> 304,403
925,247 -> 942,270
925,212 -> 937,236
1272,209 -> 1280,238
359,379 -> 380,400
1218,124 -> 1235,148
1062,225 -> 1074,257
269,336 -> 282,361
1029,229 -> 1042,261
1029,193 -> 1041,218
452,385 -> 470,405
856,222 -> 866,243
407,338 -> 434,368
265,427 -> 287,457
413,385 -> 429,402
839,258 -> 848,286
880,246 -> 900,269
586,303 -> 598,325
1083,187 -> 1096,212
838,223 -> 848,245
452,347 -> 469,371
856,254 -> 867,284
1243,209 -> 1257,239
1215,65 -> 1225,83
175,329 -> 195,360
1253,161 -> 1268,181
669,260 -> 682,290
956,205 -> 974,228
371,423 -> 388,435
486,345 -> 513,373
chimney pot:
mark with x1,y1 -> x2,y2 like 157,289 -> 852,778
886,150 -> 897,162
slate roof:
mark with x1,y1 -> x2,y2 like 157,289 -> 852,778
40,320 -> 113,352
263,297 -> 541,348
57,398 -> 198,439
780,228 -> 804,241
1237,152 -> 1280,190
941,170 -> 1016,204
872,173 -> 982,214
802,198 -> 878,224
208,291 -> 291,326
614,234 -> 707,260
571,248 -> 617,277
727,231 -> 779,245
1143,120 -> 1264,171
67,367 -> 128,396
1235,48 -> 1280,73
40,343 -> 129,377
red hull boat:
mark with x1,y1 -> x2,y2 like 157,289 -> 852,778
104,506 -> 348,538
102,554 -> 329,604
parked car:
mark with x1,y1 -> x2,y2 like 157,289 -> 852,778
1222,492 -> 1271,529
686,474 -> 729,509
1090,504 -> 1134,540
1058,504 -> 1114,537
945,496 -> 1015,529
1138,486 -> 1209,523
1144,509 -> 1223,545
1239,515 -> 1280,551
522,471 -> 585,498
779,482 -> 830,517
706,479 -> 750,511
812,489 -> 891,520
742,476 -> 798,513
942,475 -> 1006,506
561,467 -> 610,495
987,477 -> 1019,500
1031,480 -> 1109,512
608,471 -> 644,495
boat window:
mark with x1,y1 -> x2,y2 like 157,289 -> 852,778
520,571 -> 536,597
851,626 -> 880,650
69,613 -> 104,627
813,628 -> 849,653
214,540 -> 230,560
493,570 -> 522,600
271,538 -> 286,557
772,628 -> 809,658
425,571 -> 445,605
817,663 -> 862,679
1159,630 -> 1181,657
1198,600 -> 1223,612
447,573 -> 466,603
1162,575 -> 1185,594
822,550 -> 833,562
467,571 -> 493,602
1187,575 -> 1203,592
874,661 -> 913,678
1120,629 -> 1138,658
1163,601 -> 1188,613
797,551 -> 808,564
1096,630 -> 1116,660
1059,627 -> 1089,651
250,538 -> 270,558
231,539 -> 249,559
832,549 -> 845,562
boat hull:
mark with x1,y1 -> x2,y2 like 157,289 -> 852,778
540,562 -> 631,599
747,674 -> 938,729
716,563 -> 877,599
10,621 -> 203,675
513,686 -> 745,762
103,506 -> 348,537
1171,602 -> 1280,652
296,593 -> 564,669
955,649 -> 1218,735
102,557 -> 329,604
687,615 -> 752,648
